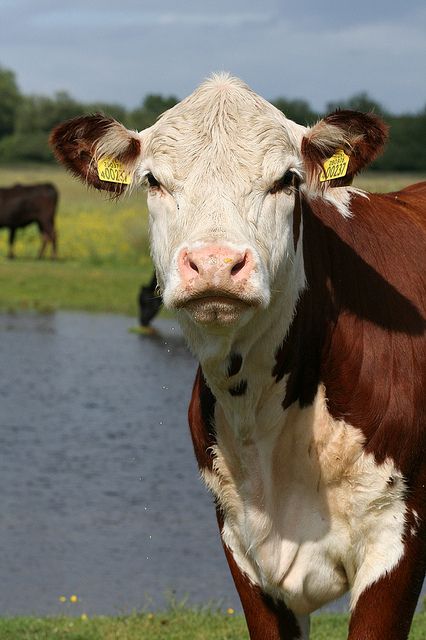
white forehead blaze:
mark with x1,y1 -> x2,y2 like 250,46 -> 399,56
140,73 -> 305,193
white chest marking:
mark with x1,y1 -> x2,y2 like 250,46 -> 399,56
202,384 -> 407,615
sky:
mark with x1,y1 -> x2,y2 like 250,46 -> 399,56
0,0 -> 425,114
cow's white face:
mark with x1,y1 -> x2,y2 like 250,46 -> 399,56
138,76 -> 306,334
50,72 -> 387,362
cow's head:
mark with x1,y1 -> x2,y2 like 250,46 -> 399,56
50,75 -> 387,349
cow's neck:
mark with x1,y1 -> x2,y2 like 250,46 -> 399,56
180,192 -> 355,440
178,215 -> 306,438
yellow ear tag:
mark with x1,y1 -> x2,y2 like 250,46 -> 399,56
97,157 -> 133,185
319,149 -> 350,182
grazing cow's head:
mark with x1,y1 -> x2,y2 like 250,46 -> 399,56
50,74 -> 387,354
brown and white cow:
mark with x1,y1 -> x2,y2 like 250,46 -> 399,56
50,74 -> 425,640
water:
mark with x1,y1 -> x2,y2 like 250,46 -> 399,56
0,311 -> 231,616
0,312 -> 423,617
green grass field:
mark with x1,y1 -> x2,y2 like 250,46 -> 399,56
0,609 -> 424,640
0,166 -> 425,316
0,164 -> 153,316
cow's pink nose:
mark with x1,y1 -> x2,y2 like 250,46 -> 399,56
179,245 -> 253,287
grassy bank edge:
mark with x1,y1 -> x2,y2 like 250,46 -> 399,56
0,610 -> 424,640
0,258 -> 153,318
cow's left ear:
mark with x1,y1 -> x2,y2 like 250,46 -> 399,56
301,110 -> 388,188
49,114 -> 142,196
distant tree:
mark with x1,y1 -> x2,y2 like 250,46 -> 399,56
130,94 -> 178,130
4,92 -> 131,162
0,64 -> 425,171
14,92 -> 86,134
273,98 -> 318,125
0,66 -> 22,138
0,131 -> 53,163
374,111 -> 426,171
325,92 -> 388,116
86,102 -> 129,125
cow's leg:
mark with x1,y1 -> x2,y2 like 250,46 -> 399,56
38,220 -> 57,259
348,512 -> 425,640
8,228 -> 16,259
50,228 -> 58,259
38,232 -> 49,259
218,512 -> 309,640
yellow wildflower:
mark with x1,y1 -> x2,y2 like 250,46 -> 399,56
227,608 -> 235,615
70,594 -> 78,603
59,596 -> 67,603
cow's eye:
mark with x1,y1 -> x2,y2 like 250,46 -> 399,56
147,172 -> 160,188
269,170 -> 295,195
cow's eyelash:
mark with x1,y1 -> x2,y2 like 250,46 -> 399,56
145,172 -> 160,188
269,170 -> 296,195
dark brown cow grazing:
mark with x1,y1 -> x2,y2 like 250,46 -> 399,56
138,272 -> 163,327
49,74 -> 425,640
0,183 -> 58,258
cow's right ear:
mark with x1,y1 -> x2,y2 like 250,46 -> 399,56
49,114 -> 141,195
301,110 -> 388,189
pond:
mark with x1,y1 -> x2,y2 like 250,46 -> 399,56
0,311 -> 228,616
0,312 -> 423,616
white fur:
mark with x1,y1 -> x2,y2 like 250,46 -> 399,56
202,384 -> 407,616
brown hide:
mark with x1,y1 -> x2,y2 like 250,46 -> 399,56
274,183 -> 426,476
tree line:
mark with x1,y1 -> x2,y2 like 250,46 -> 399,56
1,65 -> 425,171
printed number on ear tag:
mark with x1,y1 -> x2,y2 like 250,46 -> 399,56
319,150 -> 350,182
97,157 -> 133,184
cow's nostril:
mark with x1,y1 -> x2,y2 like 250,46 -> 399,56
231,254 -> 247,276
189,260 -> 199,274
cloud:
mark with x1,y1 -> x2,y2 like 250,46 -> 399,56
31,9 -> 274,30
0,0 -> 425,113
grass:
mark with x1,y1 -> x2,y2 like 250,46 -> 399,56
0,609 -> 424,639
353,171 -> 425,193
0,166 -> 425,315
0,164 -> 153,316
0,164 -> 150,265
0,259 -> 150,316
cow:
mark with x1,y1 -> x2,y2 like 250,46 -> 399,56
0,183 -> 58,259
49,74 -> 425,640
138,272 -> 162,327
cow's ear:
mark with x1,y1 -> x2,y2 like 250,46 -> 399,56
301,110 -> 388,188
49,114 -> 141,196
